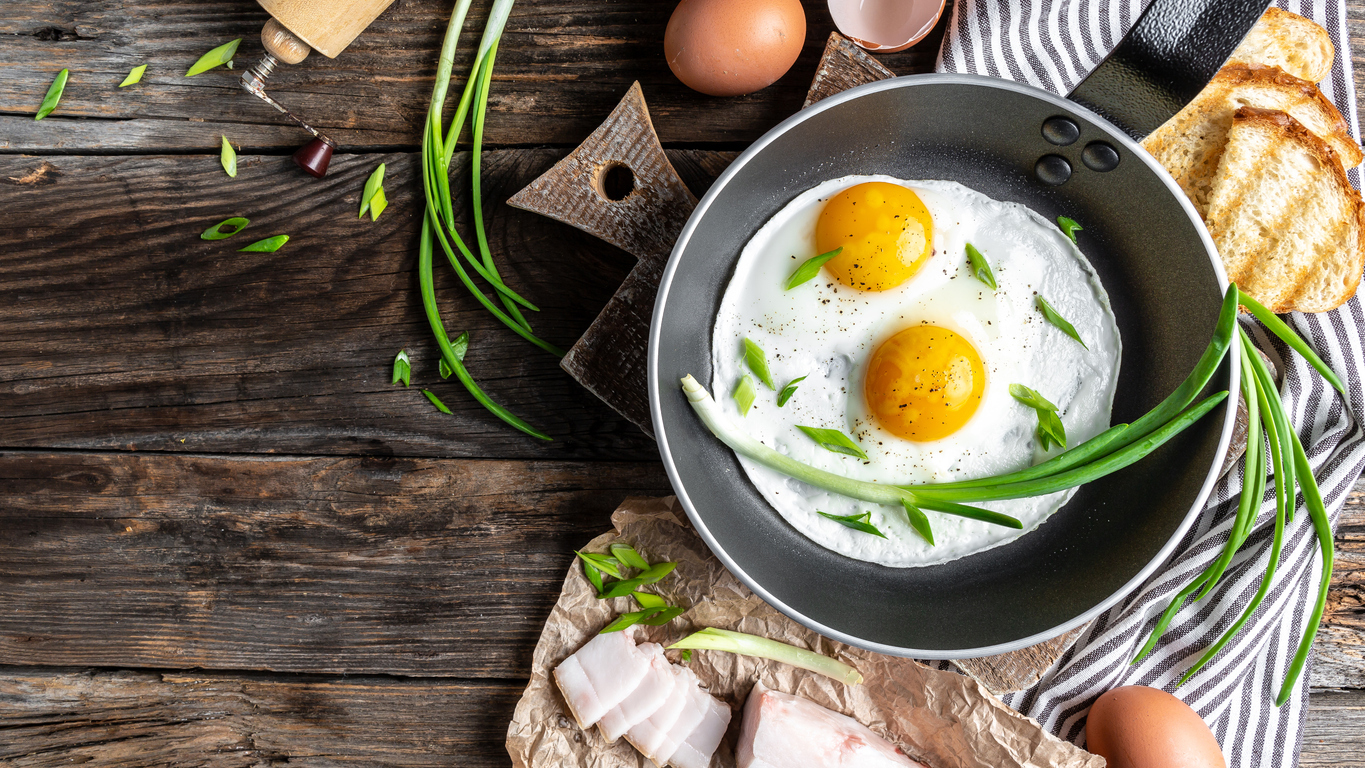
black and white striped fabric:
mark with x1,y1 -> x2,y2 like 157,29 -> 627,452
937,2 -> 1362,765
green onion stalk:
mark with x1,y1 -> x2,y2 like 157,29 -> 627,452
681,283 -> 1241,544
1134,289 -> 1341,706
418,0 -> 556,439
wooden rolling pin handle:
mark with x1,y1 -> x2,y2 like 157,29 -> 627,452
262,17 -> 311,65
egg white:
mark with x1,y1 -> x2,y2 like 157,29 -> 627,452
710,176 -> 1122,567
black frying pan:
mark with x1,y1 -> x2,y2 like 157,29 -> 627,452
647,0 -> 1268,657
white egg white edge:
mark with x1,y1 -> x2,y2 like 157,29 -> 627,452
647,73 -> 1240,659
710,174 -> 1123,568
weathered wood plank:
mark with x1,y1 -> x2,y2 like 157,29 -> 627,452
0,666 -> 1359,766
1314,481 -> 1365,689
0,0 -> 945,153
0,667 -> 523,767
0,450 -> 1358,682
0,451 -> 671,676
0,150 -> 732,459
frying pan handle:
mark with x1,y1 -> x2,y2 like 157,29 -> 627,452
1067,0 -> 1273,138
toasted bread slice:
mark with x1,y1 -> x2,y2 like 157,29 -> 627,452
1205,107 -> 1363,312
1227,7 -> 1335,83
1142,64 -> 1362,216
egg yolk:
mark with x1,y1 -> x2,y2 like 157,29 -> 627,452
865,325 -> 986,442
816,182 -> 934,291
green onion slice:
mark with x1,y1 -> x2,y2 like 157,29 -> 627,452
423,389 -> 453,414
639,606 -> 686,626
359,163 -> 387,218
599,561 -> 677,599
1009,383 -> 1058,412
220,135 -> 237,178
669,628 -> 863,685
119,65 -> 147,87
632,591 -> 666,609
817,510 -> 886,539
965,243 -> 997,290
1057,216 -> 1083,243
743,338 -> 776,389
1036,408 -> 1067,450
679,649 -> 693,662
35,69 -> 68,121
797,425 -> 869,461
777,376 -> 806,407
1036,295 -> 1087,349
200,217 -> 249,240
600,607 -> 666,634
392,349 -> 411,387
733,375 -> 757,416
574,551 -> 623,579
611,543 -> 651,571
582,560 -> 604,593
439,358 -> 454,379
902,500 -> 935,544
238,235 -> 289,252
368,186 -> 388,221
785,247 -> 842,290
186,39 -> 242,76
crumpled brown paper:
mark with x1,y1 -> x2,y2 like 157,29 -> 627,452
506,496 -> 1104,768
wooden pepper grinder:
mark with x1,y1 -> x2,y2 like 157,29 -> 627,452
241,0 -> 399,177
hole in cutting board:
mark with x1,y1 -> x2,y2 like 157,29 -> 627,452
596,162 -> 636,201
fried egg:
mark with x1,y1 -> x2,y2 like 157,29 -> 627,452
711,176 -> 1122,567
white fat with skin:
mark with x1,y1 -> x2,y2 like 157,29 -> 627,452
710,176 -> 1122,567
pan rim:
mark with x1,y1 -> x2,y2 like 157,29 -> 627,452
648,73 -> 1240,658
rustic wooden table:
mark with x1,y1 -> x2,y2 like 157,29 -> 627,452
0,1 -> 1361,764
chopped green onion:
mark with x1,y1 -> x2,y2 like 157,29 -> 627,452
1009,383 -> 1058,412
639,606 -> 686,625
582,559 -> 604,593
1057,216 -> 1083,243
669,628 -> 863,685
439,358 -> 455,379
423,389 -> 453,414
238,235 -> 288,252
574,551 -> 623,579
359,163 -> 387,218
965,243 -> 997,290
186,39 -> 241,76
679,649 -> 693,663
1037,296 -> 1087,349
785,247 -> 842,290
392,349 -> 411,387
743,338 -> 776,389
34,69 -> 68,121
368,186 -> 388,221
817,510 -> 886,538
777,376 -> 806,407
599,561 -> 677,599
200,217 -> 249,240
1237,291 -> 1345,395
600,607 -> 667,634
119,64 -> 146,87
733,374 -> 757,416
902,501 -> 935,544
632,591 -> 666,609
220,135 -> 237,178
611,543 -> 651,571
797,425 -> 869,461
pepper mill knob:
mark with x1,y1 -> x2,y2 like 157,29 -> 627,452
294,137 -> 335,178
262,17 -> 311,64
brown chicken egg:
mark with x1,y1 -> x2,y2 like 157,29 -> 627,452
664,0 -> 806,97
1086,686 -> 1227,768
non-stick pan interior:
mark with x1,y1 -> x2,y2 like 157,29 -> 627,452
650,76 -> 1235,656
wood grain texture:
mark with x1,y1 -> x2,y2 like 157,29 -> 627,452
0,451 -> 670,676
0,0 -> 946,153
0,668 -> 1359,766
0,150 -> 729,459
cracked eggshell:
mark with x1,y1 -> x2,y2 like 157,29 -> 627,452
664,0 -> 806,97
828,0 -> 946,52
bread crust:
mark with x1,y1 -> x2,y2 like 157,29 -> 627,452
1227,7 -> 1335,83
1214,64 -> 1362,166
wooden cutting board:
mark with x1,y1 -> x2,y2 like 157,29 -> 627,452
508,32 -> 1092,694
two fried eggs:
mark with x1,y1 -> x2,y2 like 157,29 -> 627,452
711,176 -> 1122,567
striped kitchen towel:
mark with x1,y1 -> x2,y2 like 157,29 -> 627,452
938,1 -> 1363,766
